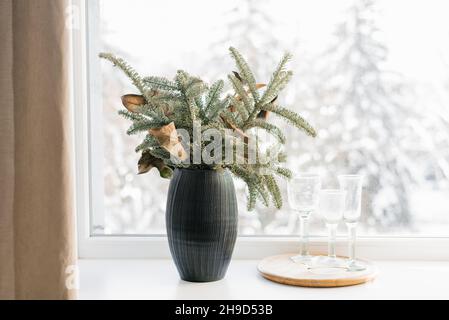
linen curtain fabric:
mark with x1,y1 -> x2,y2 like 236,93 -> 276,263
0,0 -> 77,299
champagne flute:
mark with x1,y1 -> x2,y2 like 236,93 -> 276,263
313,189 -> 346,268
338,174 -> 366,271
287,174 -> 321,264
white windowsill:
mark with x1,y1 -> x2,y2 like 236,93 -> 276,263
78,259 -> 449,300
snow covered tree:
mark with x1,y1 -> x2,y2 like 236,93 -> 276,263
296,0 -> 440,230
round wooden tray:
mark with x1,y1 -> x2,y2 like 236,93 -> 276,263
258,254 -> 378,288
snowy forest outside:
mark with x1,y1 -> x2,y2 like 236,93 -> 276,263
96,0 -> 449,236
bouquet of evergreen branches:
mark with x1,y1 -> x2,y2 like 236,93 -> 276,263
100,47 -> 316,211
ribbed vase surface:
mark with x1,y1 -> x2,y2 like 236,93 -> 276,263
166,169 -> 238,282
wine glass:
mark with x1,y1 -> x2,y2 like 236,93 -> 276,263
287,174 -> 321,264
338,174 -> 366,271
312,189 -> 347,268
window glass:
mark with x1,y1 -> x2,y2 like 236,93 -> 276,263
95,0 -> 449,236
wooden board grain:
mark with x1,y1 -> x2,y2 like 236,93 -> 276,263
258,254 -> 378,288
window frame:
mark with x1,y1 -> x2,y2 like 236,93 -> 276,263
71,0 -> 449,260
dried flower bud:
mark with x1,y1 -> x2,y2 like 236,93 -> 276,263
149,122 -> 188,161
121,94 -> 145,113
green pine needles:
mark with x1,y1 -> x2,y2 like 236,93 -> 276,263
100,47 -> 317,211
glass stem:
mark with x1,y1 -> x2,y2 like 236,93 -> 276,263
347,222 -> 358,262
299,215 -> 309,257
327,223 -> 338,259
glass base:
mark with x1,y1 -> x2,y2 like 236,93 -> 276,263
309,266 -> 346,275
290,254 -> 313,265
346,260 -> 367,272
309,256 -> 348,269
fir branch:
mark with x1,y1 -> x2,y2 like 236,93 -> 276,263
195,96 -> 205,110
228,74 -> 253,114
274,167 -> 293,179
135,105 -> 170,122
118,110 -> 145,122
201,122 -> 222,132
208,95 -> 231,121
264,175 -> 283,209
143,76 -> 179,91
264,52 -> 292,101
149,147 -> 171,161
127,118 -> 170,135
277,151 -> 288,163
205,80 -> 224,111
195,96 -> 207,120
247,182 -> 258,211
228,165 -> 258,211
187,99 -> 199,124
263,104 -> 317,137
221,109 -> 243,128
185,78 -> 207,98
229,47 -> 260,103
99,53 -> 151,101
172,110 -> 192,128
135,134 -> 160,153
254,177 -> 270,207
175,71 -> 201,125
175,70 -> 189,91
230,97 -> 249,122
244,119 -> 286,144
155,91 -> 184,102
259,71 -> 293,107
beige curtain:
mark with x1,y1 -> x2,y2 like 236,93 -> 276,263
0,0 -> 77,300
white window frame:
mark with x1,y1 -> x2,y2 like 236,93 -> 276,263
71,0 -> 449,260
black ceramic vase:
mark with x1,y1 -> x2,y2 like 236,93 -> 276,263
166,168 -> 238,282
